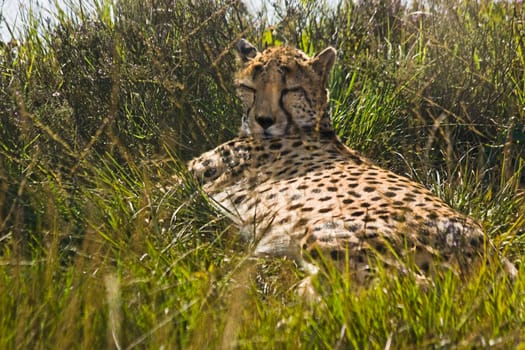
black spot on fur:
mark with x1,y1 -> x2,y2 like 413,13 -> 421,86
269,142 -> 283,150
470,236 -> 483,248
258,153 -> 270,162
293,218 -> 309,228
374,243 -> 386,253
309,249 -> 320,259
393,214 -> 406,222
427,212 -> 439,220
404,193 -> 417,201
363,215 -> 374,223
348,154 -> 363,165
321,129 -> 336,138
330,250 -> 343,260
356,254 -> 366,263
204,168 -> 217,178
233,194 -> 246,205
365,232 -> 379,239
230,169 -> 241,177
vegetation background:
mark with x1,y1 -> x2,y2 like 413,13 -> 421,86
1,0 -> 524,348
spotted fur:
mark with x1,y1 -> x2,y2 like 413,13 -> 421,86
188,40 -> 513,281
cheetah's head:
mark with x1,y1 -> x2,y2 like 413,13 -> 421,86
234,39 -> 336,138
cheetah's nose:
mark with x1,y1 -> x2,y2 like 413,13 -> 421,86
256,116 -> 274,129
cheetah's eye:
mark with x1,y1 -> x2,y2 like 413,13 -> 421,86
236,84 -> 255,93
281,87 -> 309,103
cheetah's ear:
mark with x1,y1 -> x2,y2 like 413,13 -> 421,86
236,39 -> 258,63
311,47 -> 337,84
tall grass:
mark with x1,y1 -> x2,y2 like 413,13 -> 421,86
0,0 -> 524,348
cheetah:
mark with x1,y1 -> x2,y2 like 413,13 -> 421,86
188,39 -> 515,282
